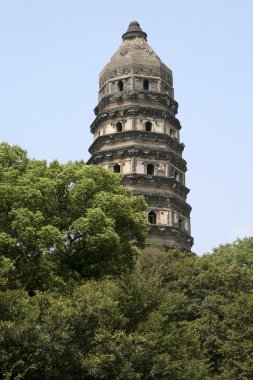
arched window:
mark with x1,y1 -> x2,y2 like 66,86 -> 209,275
116,121 -> 123,132
113,164 -> 121,173
178,218 -> 183,230
118,80 -> 123,92
148,211 -> 157,224
143,79 -> 149,90
145,121 -> 152,132
147,163 -> 154,175
175,170 -> 180,181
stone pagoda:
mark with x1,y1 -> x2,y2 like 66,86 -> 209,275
88,21 -> 193,251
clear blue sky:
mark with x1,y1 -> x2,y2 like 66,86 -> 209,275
1,0 -> 253,255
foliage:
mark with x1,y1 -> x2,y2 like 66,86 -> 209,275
1,143 -> 253,379
0,142 -> 147,292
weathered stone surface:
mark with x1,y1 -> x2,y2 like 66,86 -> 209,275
88,21 -> 193,251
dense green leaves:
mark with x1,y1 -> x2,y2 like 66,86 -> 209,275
1,143 -> 253,379
1,236 -> 253,379
0,143 -> 147,291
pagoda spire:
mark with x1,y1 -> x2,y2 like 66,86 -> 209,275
122,20 -> 147,41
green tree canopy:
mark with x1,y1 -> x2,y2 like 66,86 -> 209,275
0,143 -> 147,292
2,143 -> 253,379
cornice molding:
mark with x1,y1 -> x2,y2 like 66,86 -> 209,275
144,194 -> 192,215
147,225 -> 194,250
95,90 -> 178,115
99,63 -> 173,88
88,131 -> 185,155
122,174 -> 190,197
88,144 -> 186,171
91,105 -> 181,132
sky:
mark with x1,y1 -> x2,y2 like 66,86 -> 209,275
0,0 -> 253,255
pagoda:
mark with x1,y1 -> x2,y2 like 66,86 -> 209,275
88,21 -> 193,251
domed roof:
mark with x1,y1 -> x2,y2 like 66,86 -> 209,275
122,20 -> 147,41
99,21 -> 168,80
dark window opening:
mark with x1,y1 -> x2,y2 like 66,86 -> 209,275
178,218 -> 183,230
143,79 -> 149,90
147,163 -> 154,175
148,211 -> 157,224
118,80 -> 123,91
113,164 -> 121,173
145,121 -> 152,132
116,122 -> 123,132
175,171 -> 180,181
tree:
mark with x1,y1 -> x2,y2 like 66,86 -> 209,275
3,143 -> 253,379
0,143 -> 147,292
0,278 -> 211,380
203,237 -> 253,269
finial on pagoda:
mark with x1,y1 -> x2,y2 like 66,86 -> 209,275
122,21 -> 147,41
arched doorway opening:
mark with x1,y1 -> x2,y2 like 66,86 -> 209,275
113,164 -> 121,173
118,80 -> 123,91
147,163 -> 154,175
148,211 -> 157,224
116,121 -> 123,132
145,121 -> 152,132
143,79 -> 149,90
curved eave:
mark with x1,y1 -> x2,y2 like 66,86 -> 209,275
87,144 -> 187,171
91,105 -> 181,132
88,131 -> 185,155
93,91 -> 178,118
143,193 -> 192,215
99,56 -> 173,85
147,224 -> 194,251
122,174 -> 190,197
